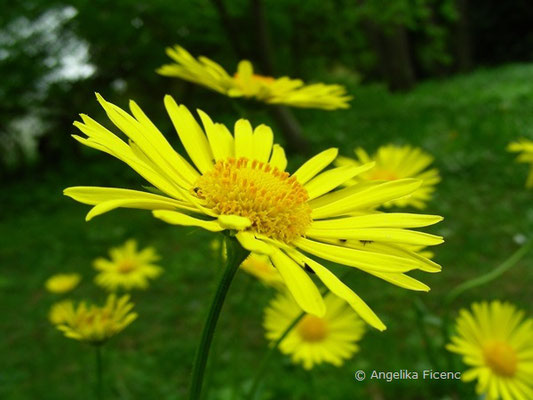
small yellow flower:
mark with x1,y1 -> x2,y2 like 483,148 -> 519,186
49,300 -> 73,325
447,301 -> 533,400
45,273 -> 81,294
157,46 -> 351,110
64,95 -> 444,331
264,291 -> 366,369
56,294 -> 137,345
336,145 -> 440,209
240,254 -> 284,289
93,240 -> 163,291
508,138 -> 533,188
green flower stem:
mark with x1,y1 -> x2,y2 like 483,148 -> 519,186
188,236 -> 249,400
444,237 -> 533,306
95,345 -> 103,400
245,282 -> 339,400
246,311 -> 305,400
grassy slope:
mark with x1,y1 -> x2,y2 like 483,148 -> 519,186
1,64 -> 532,400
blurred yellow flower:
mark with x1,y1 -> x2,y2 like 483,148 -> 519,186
508,138 -> 533,187
157,45 -> 351,110
264,291 -> 365,370
336,145 -> 440,209
56,294 -> 137,345
93,239 -> 162,291
447,301 -> 533,400
45,273 -> 81,294
49,300 -> 73,325
240,254 -> 284,289
64,95 -> 444,331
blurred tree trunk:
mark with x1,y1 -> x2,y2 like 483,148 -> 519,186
249,0 -> 309,154
452,0 -> 473,72
364,21 -> 416,91
210,0 -> 247,59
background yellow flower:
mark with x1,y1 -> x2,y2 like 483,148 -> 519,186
56,294 -> 137,345
44,273 -> 81,294
507,138 -> 533,187
336,145 -> 440,209
447,301 -> 533,400
264,291 -> 366,369
93,240 -> 163,291
157,46 -> 351,110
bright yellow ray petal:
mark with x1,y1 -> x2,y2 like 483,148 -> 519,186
152,210 -> 223,232
288,250 -> 386,331
234,119 -> 254,159
164,95 -> 214,173
293,148 -> 338,184
252,125 -> 274,162
295,237 -> 419,273
197,109 -> 234,161
269,144 -> 287,170
270,249 -> 326,317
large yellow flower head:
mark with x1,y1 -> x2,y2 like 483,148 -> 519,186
446,301 -> 533,400
507,138 -> 533,188
264,291 -> 366,370
64,94 -> 444,331
93,239 -> 163,291
45,273 -> 81,294
56,294 -> 137,345
157,45 -> 351,110
336,145 -> 440,209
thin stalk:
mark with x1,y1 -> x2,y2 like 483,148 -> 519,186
245,281 -> 341,400
246,311 -> 305,400
188,236 -> 249,400
95,345 -> 103,400
444,237 -> 533,306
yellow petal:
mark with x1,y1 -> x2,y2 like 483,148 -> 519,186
269,144 -> 287,170
235,232 -> 274,255
217,214 -> 252,230
368,271 -> 430,291
294,237 -> 418,273
304,163 -> 375,200
288,250 -> 386,331
311,179 -> 422,219
197,109 -> 234,161
311,213 -> 443,229
270,249 -> 326,317
164,95 -> 214,173
306,228 -> 444,246
234,119 -> 254,159
152,210 -> 223,232
293,148 -> 338,184
252,125 -> 274,162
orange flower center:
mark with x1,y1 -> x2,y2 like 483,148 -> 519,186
369,169 -> 399,181
234,72 -> 275,85
297,315 -> 328,342
195,157 -> 312,242
118,260 -> 137,274
483,341 -> 517,377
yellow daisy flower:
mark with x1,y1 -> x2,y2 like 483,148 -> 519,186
49,300 -> 73,325
240,254 -> 285,289
56,294 -> 137,345
64,94 -> 444,331
264,291 -> 365,369
508,138 -> 533,188
45,273 -> 81,294
157,45 -> 351,110
336,145 -> 440,209
93,239 -> 162,291
446,301 -> 533,400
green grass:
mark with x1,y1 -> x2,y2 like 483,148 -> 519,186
1,63 -> 533,400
